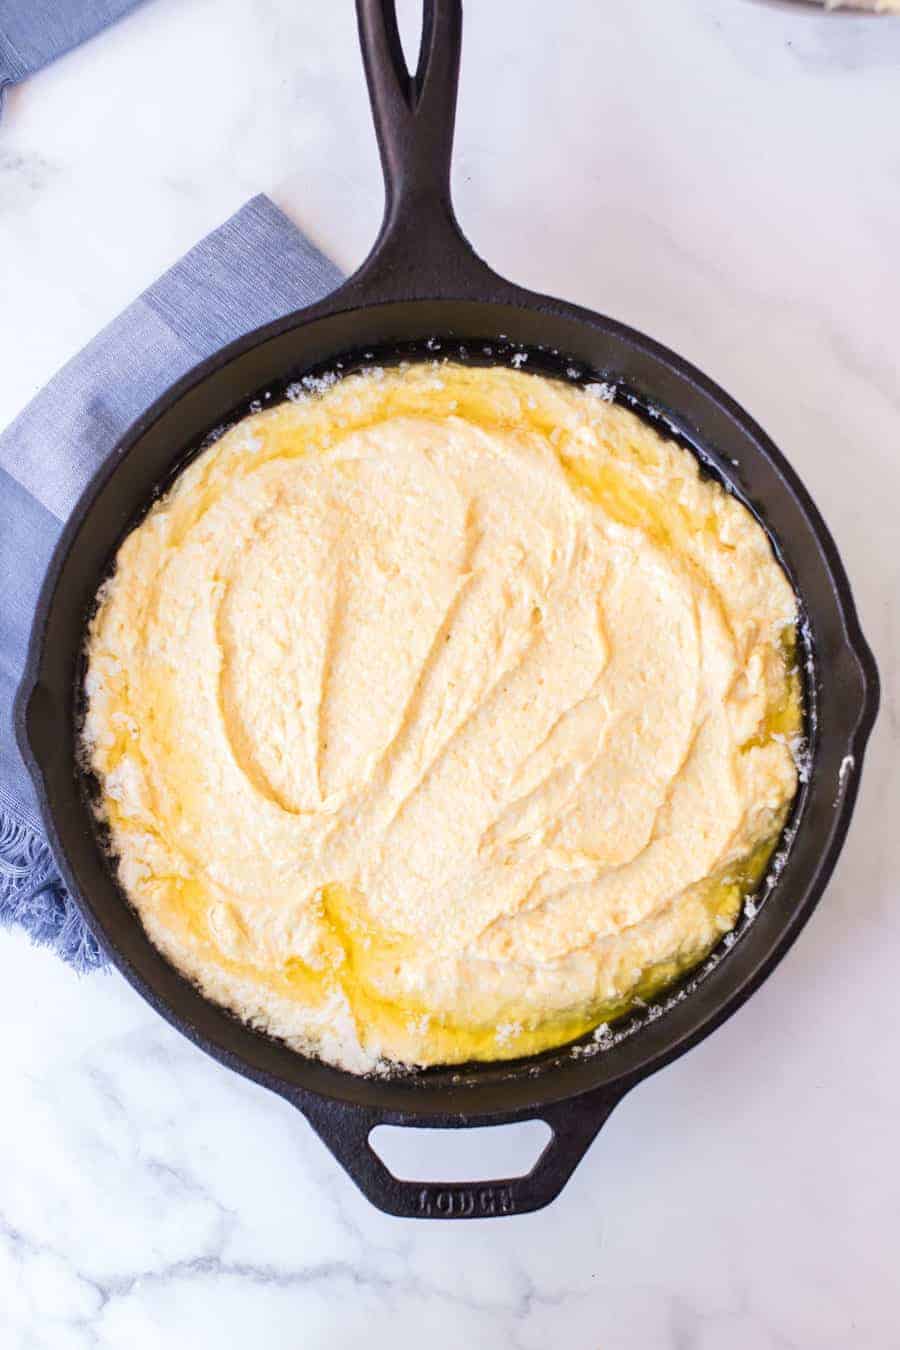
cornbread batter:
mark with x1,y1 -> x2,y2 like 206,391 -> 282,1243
83,363 -> 802,1072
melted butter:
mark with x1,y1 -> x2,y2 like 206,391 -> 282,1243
290,828 -> 785,1065
317,883 -> 600,1062
143,845 -> 782,1066
562,453 -> 680,546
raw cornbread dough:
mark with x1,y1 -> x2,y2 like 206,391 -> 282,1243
83,363 -> 802,1072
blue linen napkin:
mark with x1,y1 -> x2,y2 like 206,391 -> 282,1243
0,0 -> 145,98
0,194 -> 343,967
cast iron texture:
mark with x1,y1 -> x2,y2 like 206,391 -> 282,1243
16,0 -> 878,1218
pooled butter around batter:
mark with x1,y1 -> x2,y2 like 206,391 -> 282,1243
83,363 -> 802,1073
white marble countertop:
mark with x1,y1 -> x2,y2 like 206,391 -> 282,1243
2,2 -> 899,1346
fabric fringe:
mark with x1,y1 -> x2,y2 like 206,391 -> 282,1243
0,808 -> 106,971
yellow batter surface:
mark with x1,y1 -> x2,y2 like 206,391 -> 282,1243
83,363 -> 802,1072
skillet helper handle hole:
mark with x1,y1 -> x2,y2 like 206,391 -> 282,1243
354,0 -> 500,300
297,1086 -> 629,1219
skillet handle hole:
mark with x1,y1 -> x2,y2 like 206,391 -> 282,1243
369,1119 -> 552,1183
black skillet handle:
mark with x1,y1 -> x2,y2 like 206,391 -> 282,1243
297,1083 -> 631,1219
353,0 -> 508,303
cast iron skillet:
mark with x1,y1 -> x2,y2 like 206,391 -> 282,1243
17,0 -> 878,1219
